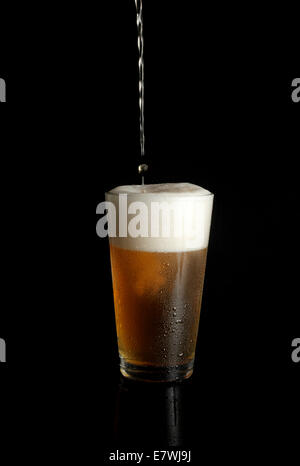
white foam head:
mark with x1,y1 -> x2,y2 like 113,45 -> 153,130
108,183 -> 211,195
105,183 -> 214,252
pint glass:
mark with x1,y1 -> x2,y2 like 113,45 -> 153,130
105,183 -> 214,382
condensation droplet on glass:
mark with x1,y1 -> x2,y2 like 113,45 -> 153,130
179,352 -> 184,357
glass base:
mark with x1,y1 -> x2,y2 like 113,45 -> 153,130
120,357 -> 194,383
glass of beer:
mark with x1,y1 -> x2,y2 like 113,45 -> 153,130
105,183 -> 214,382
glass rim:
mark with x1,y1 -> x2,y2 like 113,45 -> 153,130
105,190 -> 214,198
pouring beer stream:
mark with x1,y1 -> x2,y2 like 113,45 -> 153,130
135,0 -> 148,184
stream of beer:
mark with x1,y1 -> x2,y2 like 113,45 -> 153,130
135,0 -> 146,184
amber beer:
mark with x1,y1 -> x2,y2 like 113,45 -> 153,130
106,183 -> 213,382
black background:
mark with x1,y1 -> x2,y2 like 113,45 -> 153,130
0,0 -> 299,462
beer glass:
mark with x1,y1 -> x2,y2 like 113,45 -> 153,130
105,183 -> 214,382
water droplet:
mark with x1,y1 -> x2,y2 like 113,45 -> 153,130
138,163 -> 148,174
173,312 -> 177,317
179,352 -> 184,357
190,339 -> 193,343
172,306 -> 176,310
176,319 -> 183,324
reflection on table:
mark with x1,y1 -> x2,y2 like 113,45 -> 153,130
113,376 -> 192,447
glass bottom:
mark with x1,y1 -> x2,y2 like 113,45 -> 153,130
120,357 -> 194,383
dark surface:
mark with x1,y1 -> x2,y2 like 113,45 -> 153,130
0,0 -> 299,462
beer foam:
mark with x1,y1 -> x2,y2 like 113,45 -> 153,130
105,183 -> 214,252
108,183 -> 211,195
